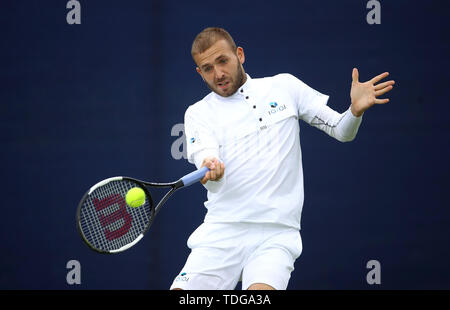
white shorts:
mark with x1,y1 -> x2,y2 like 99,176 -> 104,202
170,222 -> 303,290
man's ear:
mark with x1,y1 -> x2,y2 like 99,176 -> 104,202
196,67 -> 205,81
236,47 -> 245,64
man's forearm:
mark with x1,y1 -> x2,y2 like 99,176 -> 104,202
310,104 -> 363,142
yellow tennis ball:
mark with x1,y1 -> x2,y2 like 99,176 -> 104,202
125,187 -> 146,208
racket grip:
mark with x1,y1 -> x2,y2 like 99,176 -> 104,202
180,166 -> 210,187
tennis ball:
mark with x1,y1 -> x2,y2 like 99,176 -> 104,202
125,187 -> 146,208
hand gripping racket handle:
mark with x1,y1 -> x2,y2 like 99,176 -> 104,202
180,166 -> 210,187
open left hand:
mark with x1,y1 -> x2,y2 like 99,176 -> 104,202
350,68 -> 395,117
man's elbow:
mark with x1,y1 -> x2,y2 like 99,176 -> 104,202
336,134 -> 357,143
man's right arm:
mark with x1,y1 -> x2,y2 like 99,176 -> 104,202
184,105 -> 226,192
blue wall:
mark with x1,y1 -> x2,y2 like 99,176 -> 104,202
1,0 -> 449,289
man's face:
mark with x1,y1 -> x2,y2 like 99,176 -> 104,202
194,39 -> 246,97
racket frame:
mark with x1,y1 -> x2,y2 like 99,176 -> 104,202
76,166 -> 208,254
76,177 -> 184,254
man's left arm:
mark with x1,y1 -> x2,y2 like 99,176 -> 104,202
309,68 -> 395,142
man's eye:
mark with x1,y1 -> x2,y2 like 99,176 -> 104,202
219,59 -> 227,64
204,66 -> 212,72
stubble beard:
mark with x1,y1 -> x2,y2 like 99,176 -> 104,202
205,60 -> 246,97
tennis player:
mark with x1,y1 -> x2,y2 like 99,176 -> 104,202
170,27 -> 394,290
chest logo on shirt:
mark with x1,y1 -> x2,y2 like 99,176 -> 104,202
267,102 -> 287,116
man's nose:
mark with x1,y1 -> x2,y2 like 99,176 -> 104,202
214,67 -> 225,80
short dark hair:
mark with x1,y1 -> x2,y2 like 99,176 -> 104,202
191,27 -> 237,59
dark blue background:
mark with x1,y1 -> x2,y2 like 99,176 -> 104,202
1,0 -> 449,289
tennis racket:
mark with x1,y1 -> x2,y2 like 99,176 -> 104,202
76,166 -> 209,254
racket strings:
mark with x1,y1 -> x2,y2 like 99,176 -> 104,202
79,180 -> 152,252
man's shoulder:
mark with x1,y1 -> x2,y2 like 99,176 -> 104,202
254,73 -> 296,81
252,73 -> 300,88
185,93 -> 214,117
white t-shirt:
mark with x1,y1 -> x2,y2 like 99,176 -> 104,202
184,73 -> 362,229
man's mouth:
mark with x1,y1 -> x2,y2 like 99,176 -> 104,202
217,81 -> 230,89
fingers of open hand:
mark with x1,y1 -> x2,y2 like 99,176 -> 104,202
352,68 -> 359,83
374,98 -> 390,104
374,80 -> 395,90
375,85 -> 393,97
352,70 -> 394,108
371,72 -> 389,84
373,80 -> 394,104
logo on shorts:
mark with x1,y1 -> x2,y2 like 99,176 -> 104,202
269,102 -> 278,108
176,272 -> 189,282
190,137 -> 196,143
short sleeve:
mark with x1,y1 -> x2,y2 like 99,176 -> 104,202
277,73 -> 329,124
